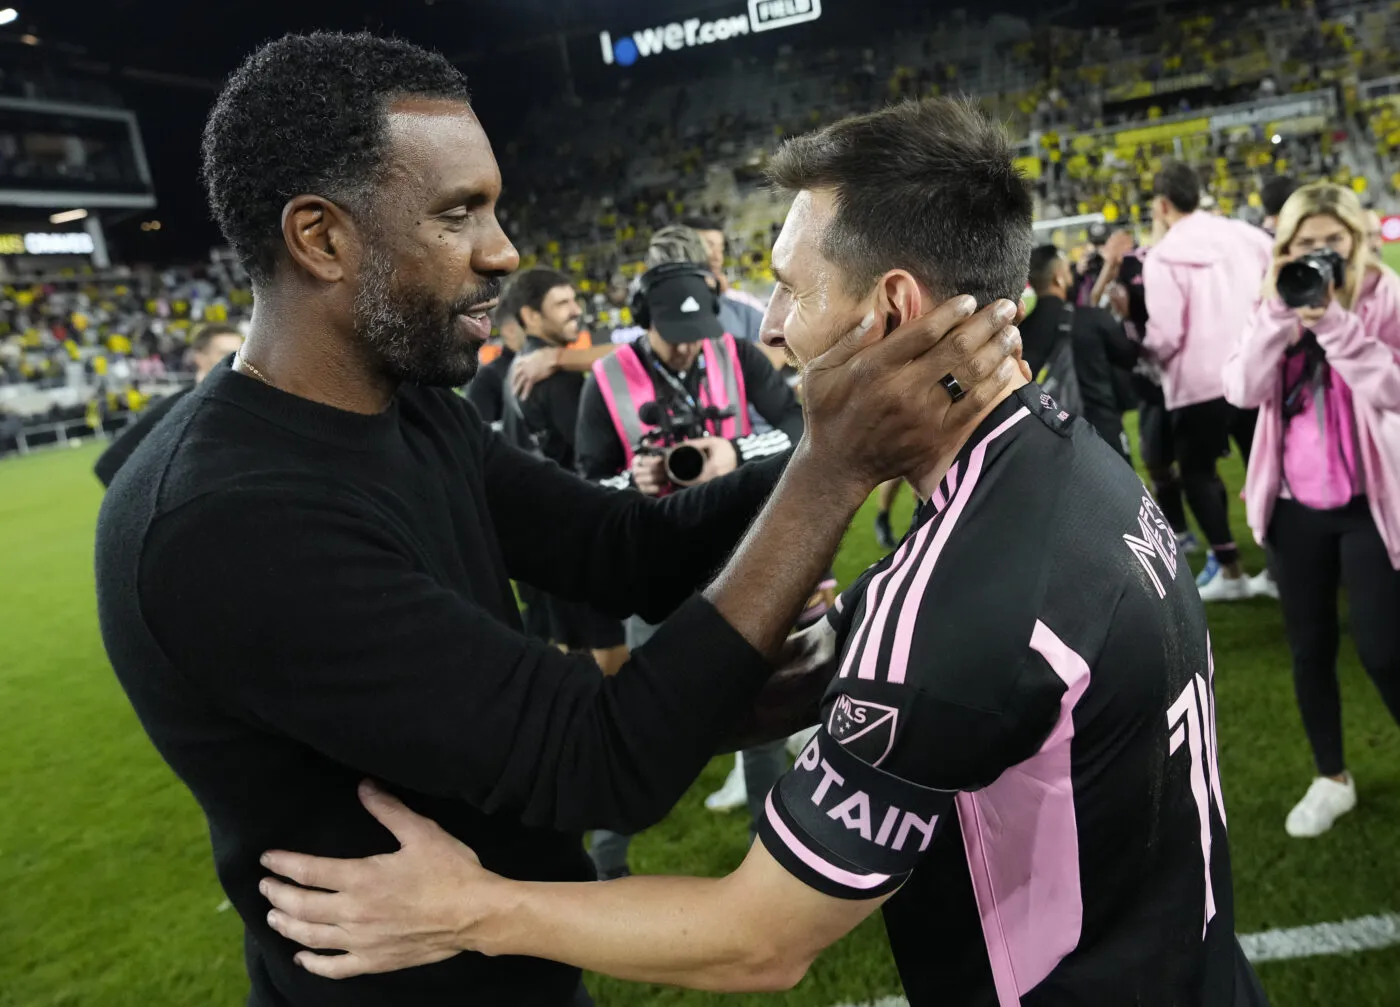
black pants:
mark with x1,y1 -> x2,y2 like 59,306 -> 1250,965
1139,397 -> 1189,534
1269,497 -> 1400,777
1171,398 -> 1248,566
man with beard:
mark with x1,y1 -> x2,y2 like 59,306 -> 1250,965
93,33 -> 1023,1007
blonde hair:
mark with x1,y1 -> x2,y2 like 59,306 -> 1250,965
1269,182 -> 1375,309
646,225 -> 710,269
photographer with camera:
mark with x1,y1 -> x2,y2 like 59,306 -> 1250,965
1223,182 -> 1400,839
1144,161 -> 1275,601
574,234 -> 807,879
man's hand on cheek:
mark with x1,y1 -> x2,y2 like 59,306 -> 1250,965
798,294 -> 1022,493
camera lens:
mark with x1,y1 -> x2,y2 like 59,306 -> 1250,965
1277,258 -> 1328,309
665,444 -> 705,484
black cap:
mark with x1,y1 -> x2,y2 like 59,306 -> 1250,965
647,272 -> 722,345
1086,221 -> 1111,246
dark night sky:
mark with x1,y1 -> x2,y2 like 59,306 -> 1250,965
13,0 -> 1124,263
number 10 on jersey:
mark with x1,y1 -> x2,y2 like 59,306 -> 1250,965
1167,636 -> 1227,940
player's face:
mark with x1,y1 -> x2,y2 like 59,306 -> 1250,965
1286,212 -> 1353,262
352,99 -> 519,387
534,285 -> 582,344
761,189 -> 872,369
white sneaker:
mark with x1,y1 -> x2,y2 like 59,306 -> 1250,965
1285,774 -> 1357,837
704,754 -> 747,812
1248,570 -> 1280,600
786,725 -> 819,759
1197,568 -> 1252,602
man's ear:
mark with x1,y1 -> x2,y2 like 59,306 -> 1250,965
280,195 -> 358,283
872,269 -> 926,334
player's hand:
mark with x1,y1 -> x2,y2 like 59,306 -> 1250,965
630,451 -> 667,495
261,781 -> 506,978
509,347 -> 560,400
721,619 -> 838,752
799,295 -> 1025,497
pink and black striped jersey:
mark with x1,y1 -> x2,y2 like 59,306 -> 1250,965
759,384 -> 1268,1007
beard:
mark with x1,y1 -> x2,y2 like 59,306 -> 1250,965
353,243 -> 501,387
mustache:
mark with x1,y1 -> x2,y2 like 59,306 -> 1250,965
451,278 -> 504,315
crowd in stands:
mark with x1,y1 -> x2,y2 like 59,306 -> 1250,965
7,0 -> 1400,459
0,263 -> 249,454
494,0 -> 1400,302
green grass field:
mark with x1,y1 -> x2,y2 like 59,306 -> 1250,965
2,426 -> 1397,1007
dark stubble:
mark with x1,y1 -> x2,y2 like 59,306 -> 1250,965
352,241 -> 501,387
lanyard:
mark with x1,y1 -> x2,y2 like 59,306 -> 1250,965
642,344 -> 717,434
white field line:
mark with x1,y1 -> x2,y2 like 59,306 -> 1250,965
824,913 -> 1400,1007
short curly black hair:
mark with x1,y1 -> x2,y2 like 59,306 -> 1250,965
201,32 -> 472,284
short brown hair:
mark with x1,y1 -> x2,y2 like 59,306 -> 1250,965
510,267 -> 573,325
766,97 -> 1034,306
1153,161 -> 1200,214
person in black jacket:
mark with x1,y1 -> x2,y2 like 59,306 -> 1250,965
462,287 -> 527,431
503,266 -> 628,673
94,33 -> 1024,1007
93,322 -> 244,488
1022,244 -> 1139,464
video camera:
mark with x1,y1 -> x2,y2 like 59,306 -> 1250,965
636,399 -> 736,487
1278,248 -> 1346,309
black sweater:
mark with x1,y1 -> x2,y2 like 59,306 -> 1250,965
94,359 -> 786,1006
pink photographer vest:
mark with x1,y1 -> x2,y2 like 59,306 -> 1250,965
592,333 -> 752,468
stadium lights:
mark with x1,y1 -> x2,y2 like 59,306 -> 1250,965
0,9 -> 17,26
1271,134 -> 1282,144
49,208 -> 88,224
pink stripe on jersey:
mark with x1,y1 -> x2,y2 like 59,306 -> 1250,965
957,619 -> 1090,1006
837,520 -> 933,679
763,793 -> 891,890
930,462 -> 959,515
885,408 -> 1030,684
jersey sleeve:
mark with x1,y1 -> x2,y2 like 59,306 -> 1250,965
761,483 -> 1067,898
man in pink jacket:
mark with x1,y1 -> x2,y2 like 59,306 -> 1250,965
1143,163 -> 1275,601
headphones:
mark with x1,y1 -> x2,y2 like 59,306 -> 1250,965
631,261 -> 721,331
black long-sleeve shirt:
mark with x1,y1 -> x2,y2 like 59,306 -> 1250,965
94,359 -> 786,1007
462,345 -> 514,431
93,387 -> 189,487
502,336 -> 585,469
575,335 -> 804,484
1022,294 -> 1140,440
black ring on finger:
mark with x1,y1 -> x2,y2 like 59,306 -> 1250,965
938,373 -> 966,403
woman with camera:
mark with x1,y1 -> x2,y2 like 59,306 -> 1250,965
1223,182 -> 1400,838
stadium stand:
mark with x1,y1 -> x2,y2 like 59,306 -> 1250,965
7,0 -> 1400,459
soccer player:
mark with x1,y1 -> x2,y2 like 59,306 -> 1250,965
260,98 -> 1268,1006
